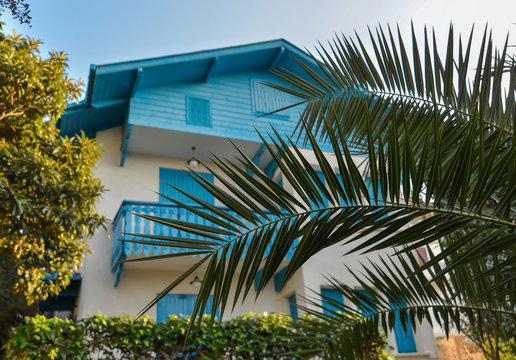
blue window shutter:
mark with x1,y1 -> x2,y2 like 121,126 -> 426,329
157,294 -> 218,322
159,168 -> 214,205
316,171 -> 328,207
356,289 -> 377,316
336,173 -> 348,205
187,97 -> 211,126
250,80 -> 289,118
389,299 -> 417,353
320,288 -> 344,316
365,177 -> 384,204
288,294 -> 298,318
273,267 -> 287,292
309,171 -> 328,214
254,268 -> 264,291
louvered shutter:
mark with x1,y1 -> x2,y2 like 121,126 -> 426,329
159,168 -> 214,205
157,294 -> 218,322
320,288 -> 344,316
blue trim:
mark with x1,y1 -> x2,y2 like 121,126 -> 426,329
94,39 -> 317,74
131,68 -> 143,98
274,267 -> 287,292
268,46 -> 285,70
264,157 -> 279,178
92,98 -> 128,109
203,57 -> 218,82
83,64 -> 97,108
120,122 -> 132,166
247,144 -> 266,175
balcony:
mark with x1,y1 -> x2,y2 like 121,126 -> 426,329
111,201 -> 293,286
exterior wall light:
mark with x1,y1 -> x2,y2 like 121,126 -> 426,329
187,146 -> 199,167
189,275 -> 202,287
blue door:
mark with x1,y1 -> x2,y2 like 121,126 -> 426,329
159,168 -> 214,205
157,294 -> 218,322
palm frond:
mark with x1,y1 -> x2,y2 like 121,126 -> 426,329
124,25 -> 515,339
271,24 -> 514,146
287,249 -> 515,359
126,109 -> 513,329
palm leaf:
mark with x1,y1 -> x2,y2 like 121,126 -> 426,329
286,249 -> 515,359
125,25 -> 515,340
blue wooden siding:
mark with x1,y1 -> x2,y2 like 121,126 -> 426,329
390,299 -> 417,353
320,288 -> 344,316
128,70 -> 322,148
186,96 -> 211,126
157,294 -> 217,322
159,168 -> 214,205
288,294 -> 298,318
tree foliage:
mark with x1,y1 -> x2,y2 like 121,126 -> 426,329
0,0 -> 30,25
0,28 -> 104,303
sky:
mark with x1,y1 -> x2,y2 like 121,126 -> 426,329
3,0 -> 516,96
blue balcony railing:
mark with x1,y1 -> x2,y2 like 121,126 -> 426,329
111,200 -> 294,286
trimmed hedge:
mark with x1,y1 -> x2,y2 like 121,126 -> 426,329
5,313 -> 322,359
5,312 -> 393,359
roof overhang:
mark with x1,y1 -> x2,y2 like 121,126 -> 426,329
58,39 -> 321,138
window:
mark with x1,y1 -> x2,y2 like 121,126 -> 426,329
250,80 -> 289,118
320,288 -> 344,316
157,294 -> 218,322
186,96 -> 211,126
159,168 -> 214,205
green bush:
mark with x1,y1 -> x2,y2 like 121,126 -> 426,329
5,312 -> 392,359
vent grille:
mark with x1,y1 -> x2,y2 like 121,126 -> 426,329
187,97 -> 211,126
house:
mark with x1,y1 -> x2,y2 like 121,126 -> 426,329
57,40 -> 439,359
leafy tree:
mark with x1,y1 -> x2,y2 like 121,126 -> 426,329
0,26 -> 104,350
0,0 -> 30,25
129,25 -> 515,359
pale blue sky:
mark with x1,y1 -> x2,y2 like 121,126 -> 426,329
3,0 -> 515,95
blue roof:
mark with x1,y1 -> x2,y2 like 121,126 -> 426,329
58,39 -> 319,138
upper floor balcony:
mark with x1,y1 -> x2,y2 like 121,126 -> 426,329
111,200 -> 293,286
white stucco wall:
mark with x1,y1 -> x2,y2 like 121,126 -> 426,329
79,125 -> 438,359
78,126 -> 295,320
